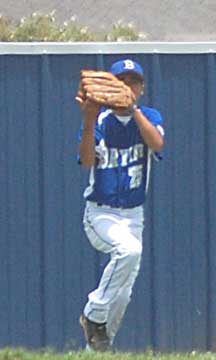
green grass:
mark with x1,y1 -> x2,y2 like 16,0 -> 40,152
0,349 -> 216,360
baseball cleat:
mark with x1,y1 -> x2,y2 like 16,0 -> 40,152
79,314 -> 111,352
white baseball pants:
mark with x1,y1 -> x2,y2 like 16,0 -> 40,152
83,201 -> 144,343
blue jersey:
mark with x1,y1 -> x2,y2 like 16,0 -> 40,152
79,106 -> 164,209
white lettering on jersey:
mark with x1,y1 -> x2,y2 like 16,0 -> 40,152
96,141 -> 144,169
109,148 -> 119,168
119,149 -> 129,166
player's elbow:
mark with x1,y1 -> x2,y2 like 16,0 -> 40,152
82,162 -> 94,169
79,145 -> 96,168
80,156 -> 95,168
155,137 -> 164,151
151,136 -> 164,152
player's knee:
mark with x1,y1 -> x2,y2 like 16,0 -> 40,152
123,241 -> 142,264
130,244 -> 142,261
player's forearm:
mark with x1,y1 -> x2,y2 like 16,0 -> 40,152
133,109 -> 164,151
79,118 -> 96,168
80,132 -> 96,167
79,99 -> 101,167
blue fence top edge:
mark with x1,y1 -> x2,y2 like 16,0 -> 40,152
1,41 -> 216,54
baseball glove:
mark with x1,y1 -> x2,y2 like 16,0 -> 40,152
76,70 -> 136,110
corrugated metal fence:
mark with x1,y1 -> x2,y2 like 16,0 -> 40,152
0,43 -> 216,353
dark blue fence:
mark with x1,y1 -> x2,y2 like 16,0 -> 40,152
0,45 -> 216,352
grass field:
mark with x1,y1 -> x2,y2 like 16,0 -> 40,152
1,349 -> 216,360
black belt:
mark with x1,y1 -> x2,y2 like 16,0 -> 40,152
96,202 -> 135,210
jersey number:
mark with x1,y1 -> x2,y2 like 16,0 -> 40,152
128,165 -> 143,189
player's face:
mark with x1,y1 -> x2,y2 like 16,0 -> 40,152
117,73 -> 144,100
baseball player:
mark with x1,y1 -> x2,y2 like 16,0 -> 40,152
77,59 -> 165,351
